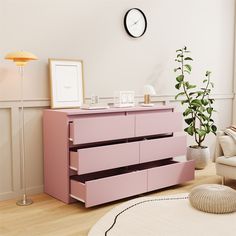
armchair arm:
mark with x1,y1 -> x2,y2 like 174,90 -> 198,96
213,131 -> 225,162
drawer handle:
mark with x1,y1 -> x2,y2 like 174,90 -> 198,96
69,138 -> 73,142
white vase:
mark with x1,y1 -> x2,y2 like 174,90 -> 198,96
187,146 -> 210,169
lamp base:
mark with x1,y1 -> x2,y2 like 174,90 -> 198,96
140,103 -> 155,107
16,194 -> 33,206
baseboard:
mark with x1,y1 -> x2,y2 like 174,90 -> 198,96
0,185 -> 44,201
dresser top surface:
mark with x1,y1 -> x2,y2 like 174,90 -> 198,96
46,105 -> 175,115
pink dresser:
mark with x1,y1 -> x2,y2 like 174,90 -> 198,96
43,106 -> 194,207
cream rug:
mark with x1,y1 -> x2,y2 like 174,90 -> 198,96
88,193 -> 236,236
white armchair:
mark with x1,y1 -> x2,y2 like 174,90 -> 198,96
214,131 -> 236,184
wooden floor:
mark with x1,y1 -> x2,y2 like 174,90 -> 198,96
1,163 -> 236,236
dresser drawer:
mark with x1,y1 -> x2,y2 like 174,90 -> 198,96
140,135 -> 186,163
70,142 -> 139,174
147,160 -> 194,191
135,112 -> 182,136
70,170 -> 147,207
70,115 -> 135,144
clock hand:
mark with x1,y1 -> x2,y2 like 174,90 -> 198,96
134,17 -> 141,25
130,17 -> 142,27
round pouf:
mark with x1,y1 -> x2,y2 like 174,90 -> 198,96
189,184 -> 236,214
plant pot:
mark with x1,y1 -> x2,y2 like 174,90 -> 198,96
186,146 -> 210,169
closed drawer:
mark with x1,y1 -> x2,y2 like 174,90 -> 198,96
70,115 -> 135,144
135,112 -> 182,136
140,135 -> 186,163
147,160 -> 194,191
70,170 -> 147,207
70,142 -> 139,174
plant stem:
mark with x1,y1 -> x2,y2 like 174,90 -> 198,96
180,49 -> 198,145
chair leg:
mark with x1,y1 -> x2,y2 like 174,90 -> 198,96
221,176 -> 225,185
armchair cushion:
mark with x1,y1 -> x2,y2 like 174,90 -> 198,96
218,135 -> 236,157
216,156 -> 236,167
224,128 -> 236,142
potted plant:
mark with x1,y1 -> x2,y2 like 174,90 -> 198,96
174,46 -> 217,169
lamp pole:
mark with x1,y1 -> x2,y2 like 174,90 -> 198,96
16,65 -> 33,206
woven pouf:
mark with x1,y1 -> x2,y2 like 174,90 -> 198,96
189,184 -> 236,214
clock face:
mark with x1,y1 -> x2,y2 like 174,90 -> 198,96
124,8 -> 147,38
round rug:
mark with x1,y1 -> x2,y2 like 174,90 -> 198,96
88,193 -> 236,236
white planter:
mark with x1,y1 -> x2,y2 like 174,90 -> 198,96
187,146 -> 210,169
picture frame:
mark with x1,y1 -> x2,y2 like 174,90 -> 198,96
49,59 -> 84,108
113,91 -> 135,107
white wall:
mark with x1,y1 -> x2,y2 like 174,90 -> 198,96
0,0 -> 235,200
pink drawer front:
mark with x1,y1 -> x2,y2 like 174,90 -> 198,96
70,170 -> 147,207
140,135 -> 186,163
135,112 -> 182,136
70,115 -> 135,144
70,142 -> 139,174
147,160 -> 195,191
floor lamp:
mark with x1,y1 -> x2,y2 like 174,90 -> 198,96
5,51 -> 38,206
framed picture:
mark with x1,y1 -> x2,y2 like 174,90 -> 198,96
49,59 -> 84,108
113,91 -> 135,107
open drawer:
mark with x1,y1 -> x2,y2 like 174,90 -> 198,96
70,159 -> 194,207
140,135 -> 186,163
147,159 -> 195,191
70,168 -> 147,207
70,142 -> 139,174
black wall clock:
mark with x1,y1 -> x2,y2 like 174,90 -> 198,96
124,8 -> 147,38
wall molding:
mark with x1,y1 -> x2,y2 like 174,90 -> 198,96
0,93 -> 234,108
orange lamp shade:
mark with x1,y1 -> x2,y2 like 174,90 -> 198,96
5,51 -> 38,66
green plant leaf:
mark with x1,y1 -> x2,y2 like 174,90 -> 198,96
196,91 -> 204,98
191,99 -> 202,107
175,92 -> 185,100
184,64 -> 192,72
211,125 -> 217,133
189,92 -> 197,96
175,82 -> 182,90
207,107 -> 213,114
184,57 -> 193,61
177,54 -> 183,58
183,108 -> 192,116
201,99 -> 209,106
198,113 -> 208,121
176,75 -> 184,82
174,67 -> 181,72
205,71 -> 211,77
184,126 -> 194,136
176,49 -> 182,53
210,82 -> 214,88
185,117 -> 194,125
199,106 -> 206,112
196,129 -> 207,137
187,84 -> 196,89
205,125 -> 211,133
184,70 -> 191,74
203,79 -> 208,83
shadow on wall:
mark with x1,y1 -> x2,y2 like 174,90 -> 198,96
144,63 -> 168,94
